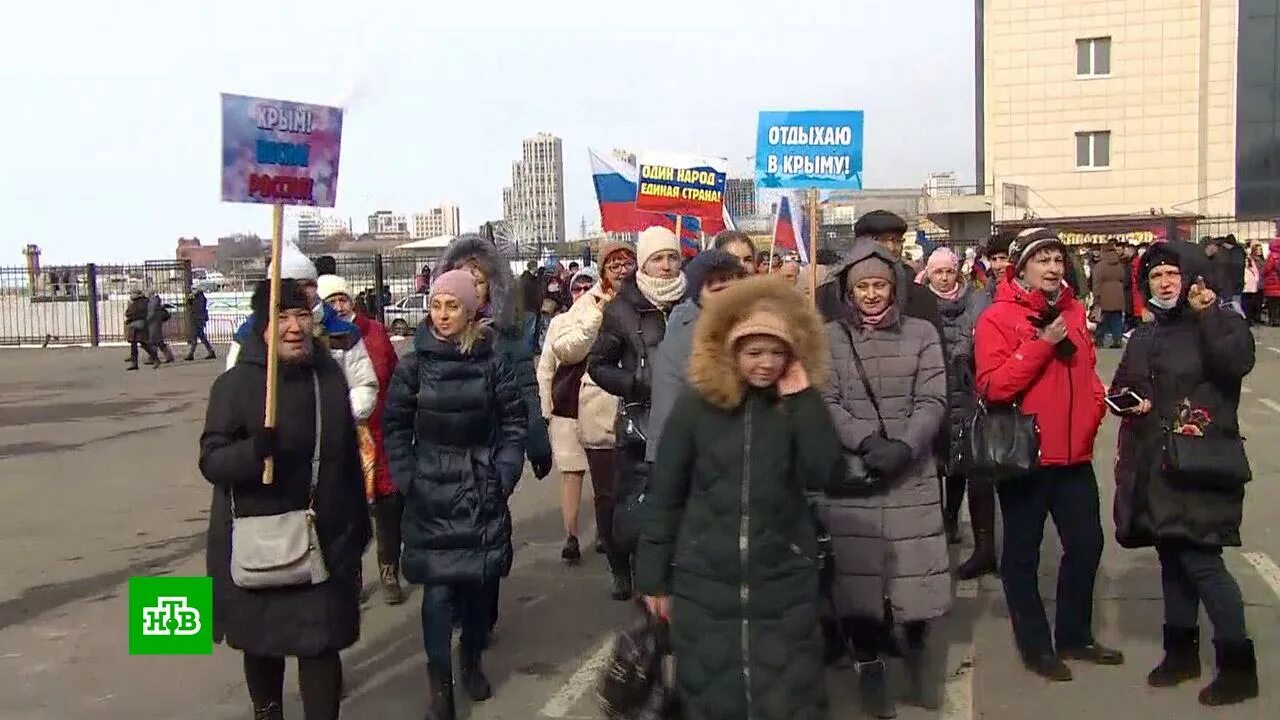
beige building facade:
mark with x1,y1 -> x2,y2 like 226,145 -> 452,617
982,0 -> 1240,227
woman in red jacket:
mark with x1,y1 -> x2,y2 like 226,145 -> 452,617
1261,239 -> 1280,326
319,274 -> 405,605
974,228 -> 1121,683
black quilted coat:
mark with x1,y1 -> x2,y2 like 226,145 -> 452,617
200,334 -> 371,656
1111,242 -> 1254,549
634,277 -> 843,720
383,326 -> 528,584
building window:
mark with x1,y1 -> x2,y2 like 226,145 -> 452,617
1076,37 -> 1112,76
1075,131 -> 1111,168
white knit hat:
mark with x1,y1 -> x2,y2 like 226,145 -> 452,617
268,243 -> 318,281
637,226 -> 680,265
316,274 -> 350,301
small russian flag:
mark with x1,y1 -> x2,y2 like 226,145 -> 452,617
772,194 -> 809,264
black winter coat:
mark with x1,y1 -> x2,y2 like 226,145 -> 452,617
635,389 -> 842,720
936,285 -> 990,453
383,326 -> 528,585
1111,302 -> 1254,549
587,279 -> 671,405
199,335 -> 371,656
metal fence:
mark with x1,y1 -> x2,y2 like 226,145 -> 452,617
0,248 -> 561,346
0,261 -> 192,347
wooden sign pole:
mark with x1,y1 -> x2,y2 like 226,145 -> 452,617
808,188 -> 819,304
262,203 -> 284,485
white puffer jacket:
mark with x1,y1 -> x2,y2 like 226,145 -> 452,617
224,318 -> 379,422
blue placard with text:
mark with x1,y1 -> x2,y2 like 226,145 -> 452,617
755,110 -> 864,190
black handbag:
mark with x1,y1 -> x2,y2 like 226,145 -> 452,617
598,613 -> 680,720
616,402 -> 650,448
827,323 -> 889,497
963,399 -> 1040,482
615,323 -> 653,449
1163,431 -> 1251,489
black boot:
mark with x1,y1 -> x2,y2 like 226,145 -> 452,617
379,563 -> 405,605
1198,639 -> 1258,706
943,515 -> 962,545
126,362 -> 139,371
956,482 -> 997,580
608,553 -> 633,601
426,669 -> 456,720
1147,625 -> 1200,687
857,657 -> 896,718
252,702 -> 284,720
460,650 -> 493,702
902,623 -> 939,709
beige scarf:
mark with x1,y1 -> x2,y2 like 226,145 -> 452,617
635,271 -> 687,308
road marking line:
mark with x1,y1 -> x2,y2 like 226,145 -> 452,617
539,637 -> 615,718
1242,385 -> 1253,394
941,646 -> 975,720
1268,346 -> 1280,355
1259,398 -> 1280,415
1242,552 -> 1280,601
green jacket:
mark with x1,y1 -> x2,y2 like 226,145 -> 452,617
635,387 -> 842,720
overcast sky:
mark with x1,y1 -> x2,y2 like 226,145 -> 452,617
0,0 -> 975,264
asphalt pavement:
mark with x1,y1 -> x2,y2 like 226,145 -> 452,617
0,332 -> 1277,720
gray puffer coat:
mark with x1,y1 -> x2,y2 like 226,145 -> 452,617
819,246 -> 951,623
934,284 -> 990,453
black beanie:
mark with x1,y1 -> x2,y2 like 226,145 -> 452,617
251,279 -> 313,334
314,255 -> 337,276
684,249 -> 748,302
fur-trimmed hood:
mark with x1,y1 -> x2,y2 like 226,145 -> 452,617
688,276 -> 829,410
436,233 -> 518,331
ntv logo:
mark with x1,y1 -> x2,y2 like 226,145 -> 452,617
141,596 -> 202,636
129,577 -> 213,654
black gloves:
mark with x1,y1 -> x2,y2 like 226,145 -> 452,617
532,456 -> 554,480
250,427 -> 276,459
863,439 -> 913,479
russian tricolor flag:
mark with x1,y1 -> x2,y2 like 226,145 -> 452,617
772,193 -> 809,264
590,149 -> 734,256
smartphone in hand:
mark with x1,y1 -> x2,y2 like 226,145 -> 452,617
1105,390 -> 1143,414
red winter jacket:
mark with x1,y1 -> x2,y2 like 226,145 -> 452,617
975,280 -> 1106,467
1262,241 -> 1280,298
353,313 -> 399,497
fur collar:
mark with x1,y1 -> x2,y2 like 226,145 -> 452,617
687,277 -> 829,410
436,233 -> 517,331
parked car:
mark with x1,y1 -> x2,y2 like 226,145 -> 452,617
384,293 -> 428,336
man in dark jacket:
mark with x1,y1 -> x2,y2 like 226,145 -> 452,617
516,261 -> 542,322
146,291 -> 176,364
1090,242 -> 1129,348
815,210 -> 943,336
124,289 -> 158,370
1206,236 -> 1246,315
184,288 -> 216,361
646,249 -> 748,464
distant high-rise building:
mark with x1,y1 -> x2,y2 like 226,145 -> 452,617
367,210 -> 408,236
411,203 -> 461,239
502,133 -> 566,247
925,171 -> 959,198
725,178 -> 757,220
297,209 -> 350,249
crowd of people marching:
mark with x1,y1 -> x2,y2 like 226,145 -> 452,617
195,214 -> 1263,720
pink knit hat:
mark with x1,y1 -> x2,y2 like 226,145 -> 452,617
925,247 -> 960,275
429,269 -> 480,316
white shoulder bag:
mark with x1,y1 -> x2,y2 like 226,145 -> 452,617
230,372 -> 331,589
